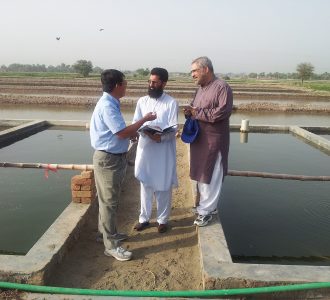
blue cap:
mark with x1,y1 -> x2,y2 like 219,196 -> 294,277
181,118 -> 199,143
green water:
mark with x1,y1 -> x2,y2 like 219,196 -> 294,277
221,132 -> 330,264
0,127 -> 93,254
0,127 -> 329,266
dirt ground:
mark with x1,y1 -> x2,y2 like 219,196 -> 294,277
1,77 -> 329,113
46,139 -> 203,291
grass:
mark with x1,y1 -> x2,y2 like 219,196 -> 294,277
303,81 -> 330,92
289,80 -> 330,93
1,72 -> 329,93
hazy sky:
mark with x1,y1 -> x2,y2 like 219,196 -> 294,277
1,0 -> 330,73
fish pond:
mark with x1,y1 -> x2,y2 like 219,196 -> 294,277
0,125 -> 329,266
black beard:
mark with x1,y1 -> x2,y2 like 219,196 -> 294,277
148,87 -> 163,99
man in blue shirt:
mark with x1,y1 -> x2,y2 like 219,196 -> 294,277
90,69 -> 156,261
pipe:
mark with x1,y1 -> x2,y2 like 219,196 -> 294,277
0,162 -> 93,171
228,170 -> 330,181
240,119 -> 250,132
1,162 -> 329,181
1,281 -> 330,297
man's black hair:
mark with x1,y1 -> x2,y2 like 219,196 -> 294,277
150,67 -> 168,82
101,69 -> 125,93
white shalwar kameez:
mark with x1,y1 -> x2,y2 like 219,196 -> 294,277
133,92 -> 178,225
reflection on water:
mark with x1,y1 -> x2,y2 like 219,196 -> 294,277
0,128 -> 93,254
221,132 -> 330,264
0,103 -> 329,126
0,121 -> 329,264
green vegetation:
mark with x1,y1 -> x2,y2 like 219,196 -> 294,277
0,72 -> 101,79
0,61 -> 329,92
0,72 -> 78,78
296,62 -> 314,84
134,68 -> 150,77
302,81 -> 330,92
72,60 -> 93,77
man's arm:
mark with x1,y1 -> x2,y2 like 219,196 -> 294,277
185,86 -> 233,123
116,112 -> 156,139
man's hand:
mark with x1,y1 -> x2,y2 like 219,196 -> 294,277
183,105 -> 197,117
130,133 -> 138,142
143,112 -> 157,122
144,131 -> 161,143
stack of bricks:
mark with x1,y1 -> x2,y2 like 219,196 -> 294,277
71,170 -> 96,204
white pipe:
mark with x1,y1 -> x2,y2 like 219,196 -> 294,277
240,119 -> 250,132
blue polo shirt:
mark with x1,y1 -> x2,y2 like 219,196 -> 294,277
90,92 -> 129,153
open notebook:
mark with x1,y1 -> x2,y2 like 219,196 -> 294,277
138,124 -> 177,135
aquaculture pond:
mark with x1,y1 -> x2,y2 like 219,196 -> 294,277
0,126 -> 329,267
221,132 -> 330,265
0,126 -> 92,254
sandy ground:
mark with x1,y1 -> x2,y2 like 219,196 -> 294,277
46,139 -> 203,291
1,77 -> 329,113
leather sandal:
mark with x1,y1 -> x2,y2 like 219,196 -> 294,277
158,223 -> 167,233
134,222 -> 150,231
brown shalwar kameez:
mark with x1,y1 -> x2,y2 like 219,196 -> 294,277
190,78 -> 233,184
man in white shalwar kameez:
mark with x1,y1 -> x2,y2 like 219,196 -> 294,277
133,68 -> 178,233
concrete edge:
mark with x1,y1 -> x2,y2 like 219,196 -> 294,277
290,125 -> 330,153
0,202 -> 92,284
1,120 -> 330,293
46,120 -> 90,127
230,124 -> 290,132
0,119 -> 34,127
187,133 -> 330,291
195,193 -> 330,291
0,120 -> 47,146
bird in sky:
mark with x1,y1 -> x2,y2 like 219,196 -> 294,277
56,37 -> 60,40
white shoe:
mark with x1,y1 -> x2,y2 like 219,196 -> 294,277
194,214 -> 212,227
104,247 -> 132,261
192,207 -> 218,215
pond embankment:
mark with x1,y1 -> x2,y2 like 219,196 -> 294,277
0,77 -> 329,113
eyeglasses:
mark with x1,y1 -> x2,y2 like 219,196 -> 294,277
190,68 -> 202,74
148,79 -> 162,86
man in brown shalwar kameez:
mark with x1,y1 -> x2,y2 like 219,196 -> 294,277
183,56 -> 233,227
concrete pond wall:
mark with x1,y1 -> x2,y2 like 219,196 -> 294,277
0,119 -> 330,298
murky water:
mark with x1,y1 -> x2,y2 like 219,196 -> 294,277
0,127 -> 92,254
221,132 -> 330,264
0,103 -> 329,126
0,106 -> 329,264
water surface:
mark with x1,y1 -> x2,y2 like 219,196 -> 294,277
221,132 -> 330,263
0,111 -> 329,264
0,104 -> 329,126
0,127 -> 92,254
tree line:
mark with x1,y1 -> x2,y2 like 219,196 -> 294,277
0,61 -> 152,78
0,60 -> 102,77
1,61 -> 329,83
247,63 -> 329,82
247,71 -> 330,81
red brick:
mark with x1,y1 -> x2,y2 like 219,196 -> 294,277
72,190 -> 94,198
72,197 -> 81,203
81,181 -> 95,190
81,171 -> 94,179
72,178 -> 92,185
71,183 -> 81,191
81,197 -> 92,204
71,175 -> 81,183
81,185 -> 92,191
